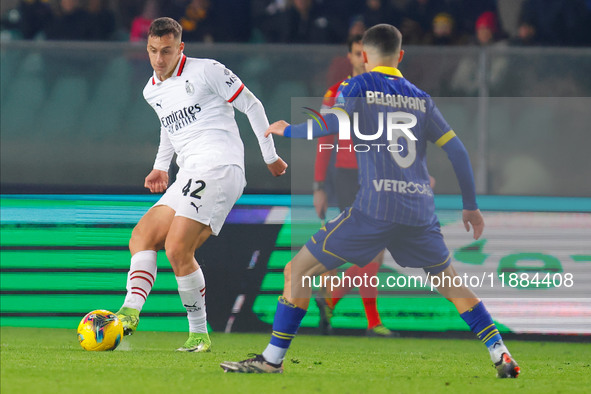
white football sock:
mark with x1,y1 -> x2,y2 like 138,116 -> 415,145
488,339 -> 510,363
176,268 -> 208,333
122,250 -> 157,312
262,343 -> 287,365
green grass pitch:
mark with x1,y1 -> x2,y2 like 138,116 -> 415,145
1,327 -> 589,394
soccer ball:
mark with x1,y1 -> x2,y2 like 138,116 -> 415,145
77,310 -> 123,351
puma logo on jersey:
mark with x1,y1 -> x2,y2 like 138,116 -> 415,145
155,101 -> 162,108
190,202 -> 202,213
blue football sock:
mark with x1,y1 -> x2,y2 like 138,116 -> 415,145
460,301 -> 503,348
262,296 -> 307,364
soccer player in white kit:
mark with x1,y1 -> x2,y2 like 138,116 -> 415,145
116,17 -> 288,352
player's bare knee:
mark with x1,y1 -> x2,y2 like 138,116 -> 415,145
287,264 -> 315,290
164,241 -> 192,266
283,261 -> 292,283
284,261 -> 311,290
286,261 -> 306,283
129,225 -> 163,252
129,225 -> 148,251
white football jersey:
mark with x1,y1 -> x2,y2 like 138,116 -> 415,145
143,54 -> 277,172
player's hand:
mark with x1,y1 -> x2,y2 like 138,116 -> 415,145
267,157 -> 288,177
429,175 -> 436,189
313,189 -> 328,220
462,209 -> 484,240
144,169 -> 169,193
265,120 -> 290,137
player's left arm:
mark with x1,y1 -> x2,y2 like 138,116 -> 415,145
427,103 -> 484,239
204,61 -> 287,176
440,137 -> 484,239
231,87 -> 287,176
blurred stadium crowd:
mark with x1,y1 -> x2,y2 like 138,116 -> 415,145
1,0 -> 590,46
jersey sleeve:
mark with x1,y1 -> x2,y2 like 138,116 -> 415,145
424,99 -> 454,146
231,86 -> 279,164
203,60 -> 245,103
153,126 -> 175,171
333,79 -> 362,114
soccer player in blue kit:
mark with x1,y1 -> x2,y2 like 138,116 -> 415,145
221,24 -> 520,378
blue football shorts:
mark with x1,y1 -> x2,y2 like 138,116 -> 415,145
305,207 -> 451,274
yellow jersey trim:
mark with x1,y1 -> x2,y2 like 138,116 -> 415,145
423,253 -> 451,269
435,130 -> 456,147
322,208 -> 354,263
371,66 -> 404,78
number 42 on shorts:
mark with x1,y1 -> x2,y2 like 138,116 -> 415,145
182,179 -> 206,199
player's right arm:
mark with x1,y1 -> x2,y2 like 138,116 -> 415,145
265,114 -> 340,139
144,169 -> 168,193
146,126 -> 174,193
462,209 -> 484,240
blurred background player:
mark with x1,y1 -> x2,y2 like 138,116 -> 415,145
116,17 -> 287,352
221,24 -> 519,378
129,0 -> 159,42
451,11 -> 508,95
313,34 -> 394,337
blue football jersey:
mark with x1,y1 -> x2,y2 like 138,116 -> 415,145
333,66 -> 456,225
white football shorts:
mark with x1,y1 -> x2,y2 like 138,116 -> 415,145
154,165 -> 246,235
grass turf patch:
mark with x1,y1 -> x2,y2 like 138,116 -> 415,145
1,327 -> 589,393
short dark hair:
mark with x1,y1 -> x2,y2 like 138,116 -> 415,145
148,17 -> 182,40
362,24 -> 402,56
347,34 -> 364,52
